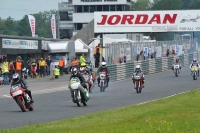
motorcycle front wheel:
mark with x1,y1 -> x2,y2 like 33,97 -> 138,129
75,90 -> 81,107
16,97 -> 26,112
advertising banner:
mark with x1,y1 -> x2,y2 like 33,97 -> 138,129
94,10 -> 200,33
51,14 -> 56,39
2,39 -> 38,49
28,15 -> 35,37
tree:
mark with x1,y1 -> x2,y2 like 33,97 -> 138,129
4,16 -> 18,35
0,17 -> 5,34
131,0 -> 151,11
17,15 -> 31,36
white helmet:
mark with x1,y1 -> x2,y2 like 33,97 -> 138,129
101,62 -> 106,68
135,65 -> 141,72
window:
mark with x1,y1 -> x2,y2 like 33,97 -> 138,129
116,5 -> 122,11
77,23 -> 82,30
97,5 -> 102,11
110,5 -> 115,11
103,5 -> 109,11
90,5 -> 95,12
77,6 -> 82,12
83,6 -> 89,12
125,5 -> 130,11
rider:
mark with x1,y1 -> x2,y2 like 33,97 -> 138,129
97,62 -> 110,87
80,62 -> 91,76
172,58 -> 181,71
190,58 -> 199,76
69,67 -> 87,103
11,73 -> 34,103
132,65 -> 145,88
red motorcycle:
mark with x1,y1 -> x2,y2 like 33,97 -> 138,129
10,84 -> 34,112
99,72 -> 107,92
80,67 -> 93,93
132,72 -> 143,93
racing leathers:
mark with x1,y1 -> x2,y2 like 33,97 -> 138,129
11,78 -> 34,103
172,61 -> 182,71
190,61 -> 199,76
97,66 -> 109,87
132,70 -> 145,88
69,72 -> 87,102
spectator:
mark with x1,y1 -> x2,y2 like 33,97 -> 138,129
124,56 -> 126,63
54,65 -> 60,79
46,56 -> 52,76
95,49 -> 100,68
166,49 -> 170,57
14,57 -> 23,77
50,60 -> 55,80
2,58 -> 9,85
39,58 -> 46,77
9,60 -> 15,83
80,53 -> 86,65
58,57 -> 65,76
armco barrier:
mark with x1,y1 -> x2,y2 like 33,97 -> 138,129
107,52 -> 197,82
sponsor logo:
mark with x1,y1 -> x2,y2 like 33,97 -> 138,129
97,14 -> 178,25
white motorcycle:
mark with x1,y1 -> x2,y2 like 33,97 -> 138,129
22,68 -> 29,79
70,77 -> 90,107
99,72 -> 107,92
173,64 -> 180,77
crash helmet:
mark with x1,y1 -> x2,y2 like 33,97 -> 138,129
101,62 -> 106,68
72,67 -> 78,76
12,73 -> 20,83
176,58 -> 179,63
135,65 -> 141,72
80,62 -> 86,67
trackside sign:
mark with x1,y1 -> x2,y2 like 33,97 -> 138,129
94,10 -> 200,33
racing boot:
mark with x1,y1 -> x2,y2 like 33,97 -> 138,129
26,89 -> 34,103
142,79 -> 145,88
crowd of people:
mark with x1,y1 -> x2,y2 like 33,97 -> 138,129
0,55 -> 65,85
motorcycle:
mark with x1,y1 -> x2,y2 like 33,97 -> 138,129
132,72 -> 143,93
191,66 -> 198,80
22,67 -> 29,79
173,64 -> 180,77
70,77 -> 90,107
80,67 -> 94,93
10,84 -> 34,112
99,72 -> 107,92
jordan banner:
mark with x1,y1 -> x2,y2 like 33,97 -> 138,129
28,15 -> 35,37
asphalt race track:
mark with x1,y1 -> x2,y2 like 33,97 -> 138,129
0,68 -> 200,129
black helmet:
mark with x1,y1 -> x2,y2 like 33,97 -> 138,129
12,73 -> 20,83
176,58 -> 179,63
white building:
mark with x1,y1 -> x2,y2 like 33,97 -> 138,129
72,0 -> 131,35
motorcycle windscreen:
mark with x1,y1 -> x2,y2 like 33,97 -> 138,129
70,77 -> 81,90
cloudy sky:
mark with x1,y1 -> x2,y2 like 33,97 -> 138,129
0,0 -> 68,20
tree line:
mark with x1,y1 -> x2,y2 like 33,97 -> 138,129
0,0 -> 200,40
0,10 -> 57,38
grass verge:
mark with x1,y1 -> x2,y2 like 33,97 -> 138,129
1,89 -> 200,133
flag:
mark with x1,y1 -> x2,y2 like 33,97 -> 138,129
51,14 -> 56,39
28,15 -> 35,37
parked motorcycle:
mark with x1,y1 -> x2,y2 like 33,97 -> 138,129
132,72 -> 143,93
70,77 -> 90,107
10,84 -> 34,112
22,68 -> 29,79
191,66 -> 198,80
173,64 -> 180,77
99,72 -> 107,92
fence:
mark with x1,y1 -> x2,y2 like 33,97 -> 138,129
106,52 -> 197,82
107,52 -> 197,82
105,38 -> 198,65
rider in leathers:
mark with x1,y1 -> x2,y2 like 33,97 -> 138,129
69,67 -> 87,103
132,65 -> 145,88
190,59 -> 199,76
97,62 -> 110,87
11,73 -> 34,103
172,58 -> 182,71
